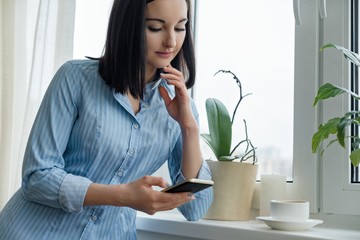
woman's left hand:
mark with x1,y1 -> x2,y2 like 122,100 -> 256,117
158,65 -> 195,128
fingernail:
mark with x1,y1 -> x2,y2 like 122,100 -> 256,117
187,193 -> 196,200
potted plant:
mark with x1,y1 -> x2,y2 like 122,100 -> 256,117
201,70 -> 258,221
312,43 -> 360,167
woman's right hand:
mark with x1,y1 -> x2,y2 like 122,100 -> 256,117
84,176 -> 195,215
118,176 -> 194,215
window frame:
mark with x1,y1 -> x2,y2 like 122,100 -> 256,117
289,0 -> 320,213
350,0 -> 359,184
320,0 -> 360,215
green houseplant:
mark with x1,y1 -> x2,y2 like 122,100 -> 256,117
201,70 -> 257,163
312,43 -> 360,167
201,70 -> 258,221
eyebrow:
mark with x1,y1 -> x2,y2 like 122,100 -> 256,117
145,18 -> 188,24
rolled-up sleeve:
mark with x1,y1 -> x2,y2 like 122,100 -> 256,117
176,160 -> 213,221
59,174 -> 92,212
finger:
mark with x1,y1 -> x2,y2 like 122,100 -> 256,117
165,79 -> 186,90
161,192 -> 194,203
162,66 -> 184,81
146,192 -> 196,214
163,65 -> 178,74
168,193 -> 195,206
142,176 -> 167,188
158,86 -> 172,106
159,73 -> 187,94
155,192 -> 195,211
160,72 -> 182,82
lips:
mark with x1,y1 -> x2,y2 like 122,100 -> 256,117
156,51 -> 173,58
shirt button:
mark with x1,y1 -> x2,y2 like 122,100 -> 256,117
117,171 -> 123,177
143,104 -> 148,108
129,149 -> 134,155
133,123 -> 139,129
91,215 -> 97,221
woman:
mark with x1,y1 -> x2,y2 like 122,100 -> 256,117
0,0 -> 213,239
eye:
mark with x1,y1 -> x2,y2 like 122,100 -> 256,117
175,28 -> 186,32
147,26 -> 162,32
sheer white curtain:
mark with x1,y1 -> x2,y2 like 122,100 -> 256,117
0,0 -> 76,209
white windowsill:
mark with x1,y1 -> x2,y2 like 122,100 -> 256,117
136,212 -> 360,240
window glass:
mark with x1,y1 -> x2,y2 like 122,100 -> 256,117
194,0 -> 294,180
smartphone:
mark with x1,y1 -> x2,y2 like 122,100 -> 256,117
161,178 -> 214,194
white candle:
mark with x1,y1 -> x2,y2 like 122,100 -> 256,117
259,174 -> 287,216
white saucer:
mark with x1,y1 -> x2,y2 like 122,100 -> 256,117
256,216 -> 323,231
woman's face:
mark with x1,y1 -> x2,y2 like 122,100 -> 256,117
145,0 -> 188,75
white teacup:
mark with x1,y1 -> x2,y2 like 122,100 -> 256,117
270,200 -> 309,222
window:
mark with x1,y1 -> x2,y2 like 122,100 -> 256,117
193,0 -> 319,213
194,0 -> 294,180
73,0 -> 360,218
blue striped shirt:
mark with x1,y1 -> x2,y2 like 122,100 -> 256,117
0,60 -> 213,240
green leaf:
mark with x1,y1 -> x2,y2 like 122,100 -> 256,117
321,43 -> 360,67
202,98 -> 232,159
313,83 -> 360,106
219,156 -> 236,161
320,138 -> 339,156
350,149 -> 360,167
336,113 -> 360,147
312,117 -> 341,153
351,136 -> 360,149
337,117 -> 353,148
200,133 -> 217,158
313,83 -> 345,106
353,115 -> 360,125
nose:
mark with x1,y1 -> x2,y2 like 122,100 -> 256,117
164,30 -> 176,48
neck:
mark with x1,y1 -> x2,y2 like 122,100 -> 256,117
127,92 -> 140,115
145,66 -> 157,83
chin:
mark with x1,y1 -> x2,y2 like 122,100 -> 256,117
147,59 -> 174,71
158,62 -> 171,68
152,60 -> 173,69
